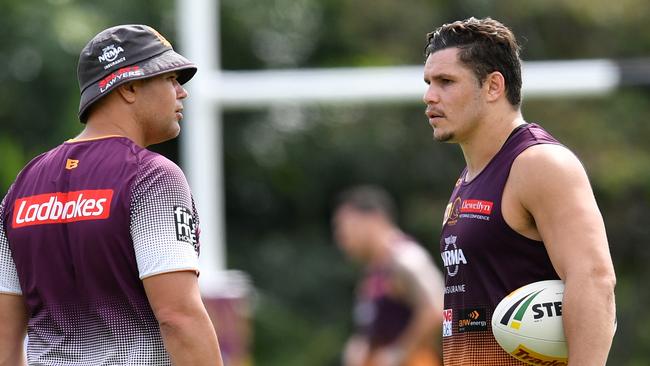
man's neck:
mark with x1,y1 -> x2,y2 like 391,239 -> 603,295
459,110 -> 525,182
78,113 -> 145,147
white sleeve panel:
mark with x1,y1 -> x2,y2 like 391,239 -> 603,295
130,155 -> 200,280
0,194 -> 22,295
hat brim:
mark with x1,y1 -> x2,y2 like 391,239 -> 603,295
78,49 -> 197,122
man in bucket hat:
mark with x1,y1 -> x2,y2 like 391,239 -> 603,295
0,25 -> 223,365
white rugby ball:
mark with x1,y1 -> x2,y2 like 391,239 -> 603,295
492,280 -> 567,365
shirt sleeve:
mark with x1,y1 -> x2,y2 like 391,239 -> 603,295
130,155 -> 200,280
0,194 -> 22,295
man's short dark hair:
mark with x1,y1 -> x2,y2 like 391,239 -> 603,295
425,17 -> 522,107
336,185 -> 397,223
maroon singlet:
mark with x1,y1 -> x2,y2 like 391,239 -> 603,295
439,123 -> 561,365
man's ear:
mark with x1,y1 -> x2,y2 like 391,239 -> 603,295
484,71 -> 506,103
115,81 -> 139,104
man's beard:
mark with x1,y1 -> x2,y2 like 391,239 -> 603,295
433,128 -> 454,142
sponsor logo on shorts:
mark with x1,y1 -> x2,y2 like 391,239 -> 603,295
173,206 -> 199,252
442,309 -> 453,337
12,189 -> 113,228
511,344 -> 567,365
458,307 -> 487,332
99,66 -> 145,93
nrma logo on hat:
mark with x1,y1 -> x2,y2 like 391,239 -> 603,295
99,44 -> 124,63
499,289 -> 544,330
98,44 -> 126,70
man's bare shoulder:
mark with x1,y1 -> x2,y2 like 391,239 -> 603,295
509,143 -> 595,213
511,144 -> 589,187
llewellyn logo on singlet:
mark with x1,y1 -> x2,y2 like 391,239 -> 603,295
12,190 -> 114,228
460,199 -> 493,215
443,198 -> 493,226
458,198 -> 493,222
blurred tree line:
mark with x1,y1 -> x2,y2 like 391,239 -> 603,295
1,0 -> 650,365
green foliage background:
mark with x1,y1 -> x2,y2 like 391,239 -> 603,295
1,0 -> 649,364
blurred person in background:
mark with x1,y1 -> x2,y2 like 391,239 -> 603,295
333,185 -> 444,366
0,25 -> 222,365
423,17 -> 616,365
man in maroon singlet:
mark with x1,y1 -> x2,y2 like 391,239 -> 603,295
333,186 -> 444,366
0,25 -> 222,365
422,18 -> 616,365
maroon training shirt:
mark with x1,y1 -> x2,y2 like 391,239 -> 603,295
0,136 -> 201,365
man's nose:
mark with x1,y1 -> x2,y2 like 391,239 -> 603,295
423,86 -> 439,104
175,80 -> 189,99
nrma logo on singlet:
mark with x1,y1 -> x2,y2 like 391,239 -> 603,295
441,235 -> 467,277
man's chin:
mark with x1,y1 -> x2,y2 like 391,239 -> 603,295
433,130 -> 454,142
160,124 -> 181,143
